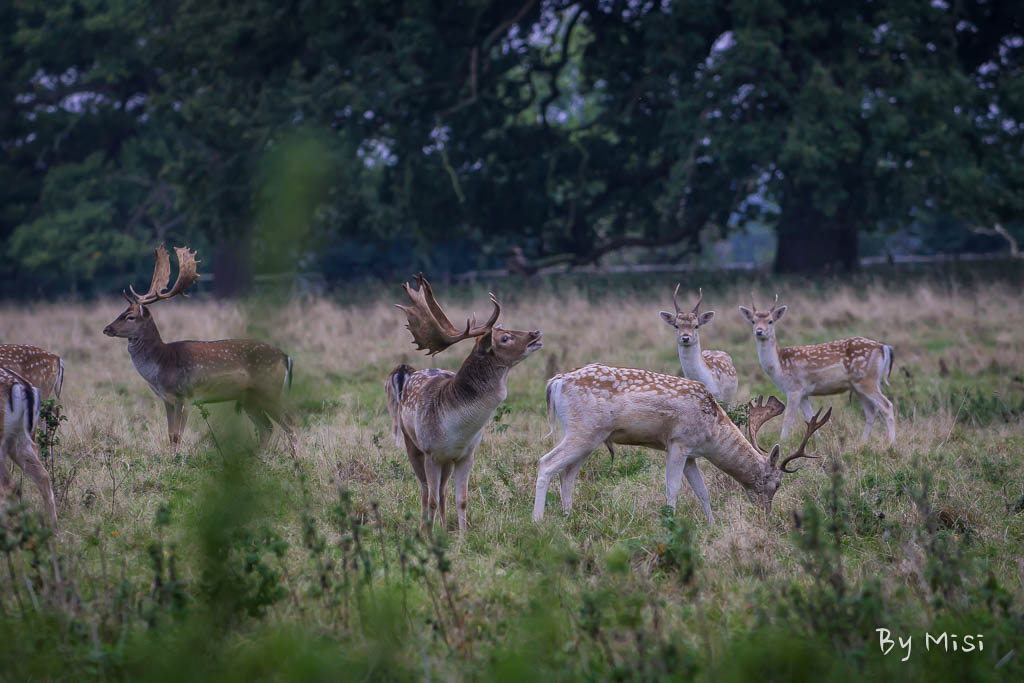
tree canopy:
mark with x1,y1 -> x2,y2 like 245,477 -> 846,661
1,0 -> 1020,295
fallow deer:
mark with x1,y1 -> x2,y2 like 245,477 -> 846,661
533,364 -> 830,523
103,245 -> 295,452
738,294 -> 895,444
385,274 -> 542,532
0,367 -> 57,525
659,285 -> 737,404
0,345 -> 64,399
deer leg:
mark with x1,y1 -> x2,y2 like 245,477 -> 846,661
851,387 -> 877,444
665,446 -> 687,511
681,456 -> 714,524
164,401 -> 180,450
10,440 -> 57,526
422,456 -> 444,530
260,397 -> 298,456
874,388 -> 896,444
404,438 -> 429,523
453,454 -> 475,532
799,398 -> 815,420
242,402 -> 274,448
558,457 -> 586,515
780,393 -> 804,440
438,461 -> 454,530
534,437 -> 601,522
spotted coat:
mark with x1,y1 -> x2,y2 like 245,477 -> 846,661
0,345 -> 63,399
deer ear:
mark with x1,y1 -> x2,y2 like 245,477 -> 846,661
659,311 -> 676,327
698,311 -> 715,326
768,444 -> 781,468
772,305 -> 787,321
738,306 -> 755,324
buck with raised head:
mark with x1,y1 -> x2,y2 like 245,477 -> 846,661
738,294 -> 895,444
103,245 -> 295,452
533,364 -> 830,523
386,274 -> 542,532
0,345 -> 64,399
659,285 -> 737,404
0,367 -> 57,525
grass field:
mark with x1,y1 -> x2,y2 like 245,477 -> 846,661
1,270 -> 1023,680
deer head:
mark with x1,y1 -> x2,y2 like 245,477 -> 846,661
395,273 -> 542,366
660,285 -> 716,347
738,292 -> 787,343
103,245 -> 200,339
747,404 -> 832,513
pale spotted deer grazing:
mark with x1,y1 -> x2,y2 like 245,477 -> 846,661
103,245 -> 295,452
659,285 -> 737,404
533,364 -> 830,523
0,345 -> 64,399
386,274 -> 542,532
0,367 -> 57,525
738,294 -> 895,444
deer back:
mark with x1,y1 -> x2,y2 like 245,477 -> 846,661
0,345 -> 63,399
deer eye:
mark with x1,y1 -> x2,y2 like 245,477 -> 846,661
125,315 -> 136,321
501,335 -> 510,343
768,320 -> 774,324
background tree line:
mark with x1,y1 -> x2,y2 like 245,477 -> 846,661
1,0 -> 1020,297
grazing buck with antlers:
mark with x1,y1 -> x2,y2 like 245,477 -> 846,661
386,274 -> 542,532
533,364 -> 830,523
738,294 -> 895,444
0,367 -> 57,525
0,345 -> 64,399
659,285 -> 737,404
103,245 -> 295,452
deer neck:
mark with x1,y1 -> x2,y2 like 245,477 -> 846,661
703,418 -> 766,491
677,335 -> 710,383
126,318 -> 171,388
755,335 -> 783,382
447,349 -> 509,409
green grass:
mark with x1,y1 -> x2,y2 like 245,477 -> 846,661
0,272 -> 1022,680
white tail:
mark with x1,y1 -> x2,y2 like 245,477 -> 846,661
739,294 -> 896,444
533,364 -> 831,524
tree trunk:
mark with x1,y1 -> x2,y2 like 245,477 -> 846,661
773,202 -> 859,274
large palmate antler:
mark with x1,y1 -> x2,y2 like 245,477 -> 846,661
746,395 -> 785,454
127,245 -> 201,305
778,406 -> 832,473
396,273 -> 500,355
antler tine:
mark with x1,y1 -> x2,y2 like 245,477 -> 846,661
129,244 -> 172,304
769,293 -> 780,313
692,287 -> 703,315
672,283 -> 682,316
396,274 -> 497,355
746,395 -> 785,454
779,406 -> 832,473
750,290 -> 757,312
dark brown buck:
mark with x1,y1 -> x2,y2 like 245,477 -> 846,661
0,367 -> 57,525
103,245 -> 295,451
0,345 -> 64,399
385,274 -> 542,532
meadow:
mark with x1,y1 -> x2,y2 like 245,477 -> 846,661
0,268 -> 1022,681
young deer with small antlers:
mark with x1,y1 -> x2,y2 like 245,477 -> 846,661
533,364 -> 830,523
659,285 -> 737,404
386,274 -> 542,532
103,245 -> 295,452
739,294 -> 895,444
0,367 -> 57,525
0,345 -> 64,399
